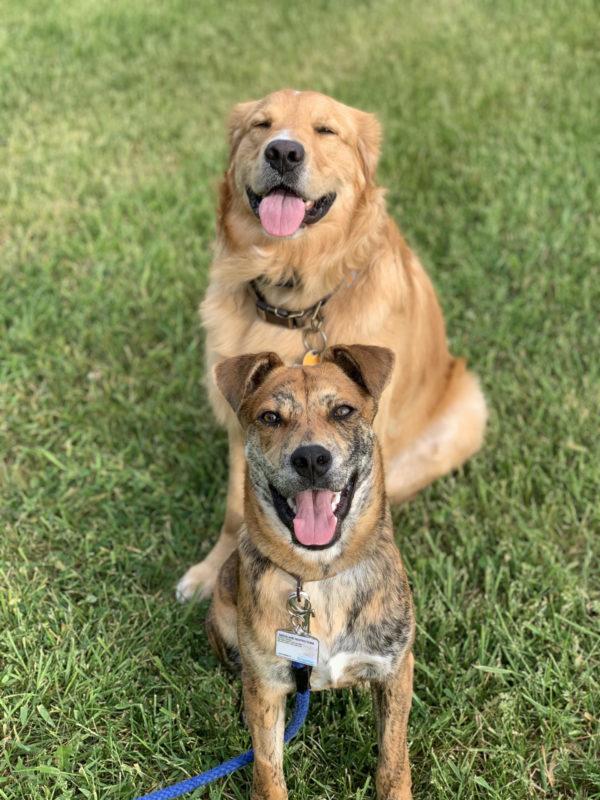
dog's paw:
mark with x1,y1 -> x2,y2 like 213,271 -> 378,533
251,790 -> 288,800
377,785 -> 412,800
175,561 -> 217,602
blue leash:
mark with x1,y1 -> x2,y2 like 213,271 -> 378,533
134,664 -> 311,800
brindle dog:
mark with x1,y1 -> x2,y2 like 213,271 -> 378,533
207,344 -> 415,800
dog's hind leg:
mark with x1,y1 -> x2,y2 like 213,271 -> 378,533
385,366 -> 487,504
205,551 -> 242,673
177,428 -> 245,601
371,651 -> 414,800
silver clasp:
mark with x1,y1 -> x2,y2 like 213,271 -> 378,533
302,303 -> 327,354
287,591 -> 314,635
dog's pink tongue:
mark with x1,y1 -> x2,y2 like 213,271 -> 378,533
258,189 -> 305,237
293,489 -> 337,546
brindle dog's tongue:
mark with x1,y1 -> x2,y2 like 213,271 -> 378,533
258,189 -> 305,237
293,489 -> 336,546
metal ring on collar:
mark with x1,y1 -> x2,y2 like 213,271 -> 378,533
303,326 -> 328,354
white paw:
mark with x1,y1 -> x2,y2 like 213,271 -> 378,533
175,561 -> 217,602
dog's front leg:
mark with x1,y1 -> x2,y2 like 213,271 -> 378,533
176,427 -> 245,600
371,652 -> 414,800
243,674 -> 288,800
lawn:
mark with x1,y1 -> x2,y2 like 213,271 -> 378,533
1,0 -> 599,798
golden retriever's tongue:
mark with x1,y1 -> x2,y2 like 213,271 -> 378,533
293,489 -> 337,546
258,189 -> 305,237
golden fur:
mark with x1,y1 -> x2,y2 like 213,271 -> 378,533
177,89 -> 487,601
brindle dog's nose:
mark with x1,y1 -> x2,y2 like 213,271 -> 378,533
291,445 -> 332,481
264,139 -> 305,173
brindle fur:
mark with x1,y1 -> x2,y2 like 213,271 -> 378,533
208,345 -> 415,800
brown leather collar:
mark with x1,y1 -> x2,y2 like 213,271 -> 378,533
249,279 -> 333,330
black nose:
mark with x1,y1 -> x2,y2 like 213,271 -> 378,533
291,445 -> 332,481
264,139 -> 305,173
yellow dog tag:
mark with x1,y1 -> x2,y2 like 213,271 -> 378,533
302,350 -> 322,366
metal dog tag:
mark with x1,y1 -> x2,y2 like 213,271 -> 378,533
276,584 -> 319,666
275,630 -> 319,667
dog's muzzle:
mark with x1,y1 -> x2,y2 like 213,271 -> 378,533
246,186 -> 336,238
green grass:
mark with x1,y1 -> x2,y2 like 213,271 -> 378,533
1,0 -> 599,797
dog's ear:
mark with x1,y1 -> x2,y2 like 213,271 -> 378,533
228,100 -> 257,156
354,110 -> 381,184
214,352 -> 283,414
323,344 -> 394,401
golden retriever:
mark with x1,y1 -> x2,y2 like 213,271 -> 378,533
177,89 -> 487,601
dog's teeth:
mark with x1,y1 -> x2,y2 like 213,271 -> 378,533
305,200 -> 314,210
287,498 -> 297,512
331,491 -> 341,512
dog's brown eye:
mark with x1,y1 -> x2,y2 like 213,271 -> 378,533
332,405 -> 354,420
259,410 -> 281,425
253,120 -> 272,129
315,126 -> 337,135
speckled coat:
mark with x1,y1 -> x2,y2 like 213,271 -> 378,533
206,345 -> 415,800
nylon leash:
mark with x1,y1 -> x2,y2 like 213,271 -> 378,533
133,663 -> 311,800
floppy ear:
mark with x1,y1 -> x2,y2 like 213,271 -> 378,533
354,110 -> 382,184
322,344 -> 394,401
214,352 -> 283,414
228,100 -> 257,155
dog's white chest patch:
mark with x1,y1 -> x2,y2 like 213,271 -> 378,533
273,571 -> 394,689
310,649 -> 394,690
